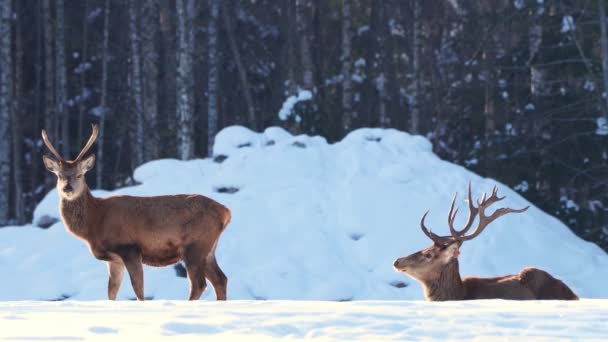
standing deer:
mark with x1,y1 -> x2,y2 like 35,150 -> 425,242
393,184 -> 578,301
42,124 -> 231,301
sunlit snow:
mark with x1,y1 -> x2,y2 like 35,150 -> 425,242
1,126 -> 606,302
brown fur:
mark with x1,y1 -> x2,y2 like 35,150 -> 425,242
394,184 -> 579,301
394,242 -> 579,301
42,125 -> 231,301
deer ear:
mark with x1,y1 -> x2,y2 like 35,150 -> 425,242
80,154 -> 96,174
42,155 -> 60,174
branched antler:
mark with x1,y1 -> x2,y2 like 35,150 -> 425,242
447,182 -> 478,237
419,183 -> 529,245
420,210 -> 452,245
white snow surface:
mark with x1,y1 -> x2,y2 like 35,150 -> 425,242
561,15 -> 575,33
1,300 -> 608,341
1,126 -> 608,302
597,116 -> 608,136
277,90 -> 312,122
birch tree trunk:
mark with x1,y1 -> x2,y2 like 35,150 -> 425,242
0,0 -> 12,224
295,0 -> 314,89
159,0 -> 177,147
286,0 -> 297,96
222,0 -> 256,129
207,0 -> 219,157
77,0 -> 89,145
141,0 -> 160,160
599,0 -> 608,118
97,0 -> 110,189
129,0 -> 145,167
55,0 -> 69,157
410,0 -> 422,134
483,45 -> 496,135
43,0 -> 56,146
341,0 -> 353,133
32,0 -> 43,202
176,0 -> 194,159
12,0 -> 24,223
483,14 -> 496,136
376,2 -> 388,127
528,3 -> 548,97
361,0 -> 377,127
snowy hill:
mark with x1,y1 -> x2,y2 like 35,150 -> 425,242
1,126 -> 607,301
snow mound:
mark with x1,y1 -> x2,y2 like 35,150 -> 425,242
1,126 -> 607,301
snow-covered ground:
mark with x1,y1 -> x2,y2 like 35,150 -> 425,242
1,126 -> 607,302
2,300 -> 608,341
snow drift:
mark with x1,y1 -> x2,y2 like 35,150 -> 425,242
1,126 -> 607,301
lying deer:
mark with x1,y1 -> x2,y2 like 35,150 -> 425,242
42,124 -> 231,301
393,184 -> 578,301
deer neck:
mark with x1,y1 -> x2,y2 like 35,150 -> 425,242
59,188 -> 96,239
423,260 -> 466,301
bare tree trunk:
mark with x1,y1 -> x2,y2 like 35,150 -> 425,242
599,0 -> 608,117
286,0 -> 297,96
141,0 -> 160,160
0,0 -> 12,224
176,0 -> 194,159
77,0 -> 90,145
159,0 -> 177,151
483,46 -> 496,136
221,0 -> 256,129
483,14 -> 497,136
207,0 -> 219,157
361,0 -> 377,127
12,0 -> 24,223
32,0 -> 43,206
129,0 -> 145,167
528,4 -> 548,98
97,0 -> 110,189
341,0 -> 353,133
410,0 -> 422,134
55,0 -> 69,157
376,2 -> 388,127
295,0 -> 314,89
43,0 -> 56,147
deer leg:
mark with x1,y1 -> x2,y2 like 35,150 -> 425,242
204,253 -> 227,301
119,247 -> 145,301
183,244 -> 207,300
107,261 -> 125,300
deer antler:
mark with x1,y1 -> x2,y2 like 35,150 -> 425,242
419,183 -> 529,245
450,185 -> 529,242
454,185 -> 530,241
41,129 -> 65,161
74,124 -> 99,161
420,210 -> 452,245
42,124 -> 99,162
447,182 -> 479,237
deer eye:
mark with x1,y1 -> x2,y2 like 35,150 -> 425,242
423,253 -> 432,259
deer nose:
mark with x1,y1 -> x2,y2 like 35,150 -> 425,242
63,184 -> 73,193
393,259 -> 400,268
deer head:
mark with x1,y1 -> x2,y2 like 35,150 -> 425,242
42,124 -> 98,200
393,183 -> 529,283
